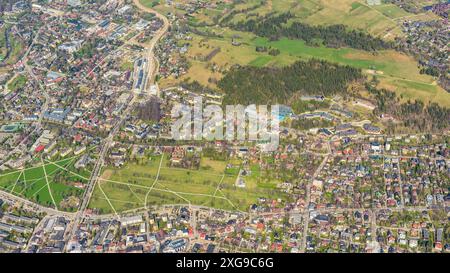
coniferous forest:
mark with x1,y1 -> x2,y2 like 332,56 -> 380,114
366,84 -> 450,132
230,13 -> 393,51
216,57 -> 449,133
219,59 -> 364,105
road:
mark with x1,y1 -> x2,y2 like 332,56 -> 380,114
22,26 -> 50,127
299,144 -> 330,253
133,0 -> 170,96
64,1 -> 170,249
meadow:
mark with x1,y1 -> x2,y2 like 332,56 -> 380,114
7,74 -> 27,92
88,153 -> 291,214
161,28 -> 450,107
146,0 -> 449,106
0,25 -> 25,66
160,0 -> 439,39
0,156 -> 91,211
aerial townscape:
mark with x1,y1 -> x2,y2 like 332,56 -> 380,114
0,0 -> 448,256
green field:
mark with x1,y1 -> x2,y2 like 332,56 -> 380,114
150,0 -> 437,38
7,74 -> 27,92
119,60 -> 134,71
88,153 -> 291,214
250,37 -> 449,105
149,0 -> 448,106
0,25 -> 25,66
0,156 -> 91,211
165,28 -> 450,106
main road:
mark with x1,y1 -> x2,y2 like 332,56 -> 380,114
133,0 -> 170,96
64,1 -> 170,249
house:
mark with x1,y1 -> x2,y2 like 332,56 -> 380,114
364,124 -> 381,134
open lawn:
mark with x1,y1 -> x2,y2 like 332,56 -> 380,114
89,154 -> 291,214
0,156 -> 90,211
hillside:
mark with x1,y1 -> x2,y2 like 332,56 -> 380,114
145,0 -> 450,107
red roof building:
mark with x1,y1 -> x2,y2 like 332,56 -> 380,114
35,145 -> 45,153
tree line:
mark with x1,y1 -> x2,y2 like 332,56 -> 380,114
366,83 -> 450,133
229,12 -> 393,51
216,59 -> 449,133
218,59 -> 364,105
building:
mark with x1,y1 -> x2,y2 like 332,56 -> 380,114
120,215 -> 143,226
58,40 -> 84,54
67,0 -> 82,7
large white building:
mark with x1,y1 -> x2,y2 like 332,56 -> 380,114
120,215 -> 143,226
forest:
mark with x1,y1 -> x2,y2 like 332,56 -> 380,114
216,58 -> 449,133
366,83 -> 450,133
218,59 -> 364,105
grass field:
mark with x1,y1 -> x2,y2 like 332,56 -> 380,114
150,0 -> 437,38
0,26 -> 7,61
119,60 -> 134,71
142,0 -> 450,111
146,0 -> 448,106
88,153 -> 291,214
0,25 -> 25,66
7,74 -> 27,92
0,156 -> 91,211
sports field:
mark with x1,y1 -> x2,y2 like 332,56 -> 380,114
0,155 -> 91,211
88,153 -> 291,214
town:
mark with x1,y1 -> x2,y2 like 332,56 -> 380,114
0,0 -> 448,254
